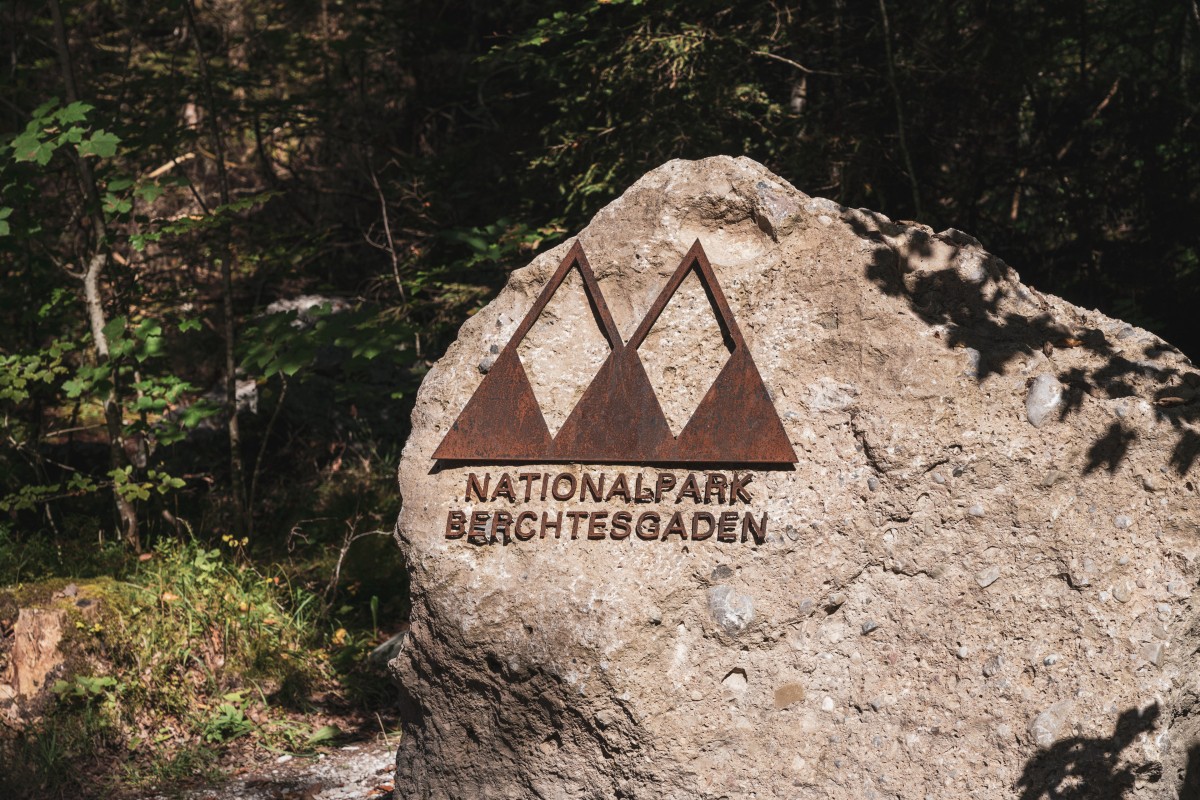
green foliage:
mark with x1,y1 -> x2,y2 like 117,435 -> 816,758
9,99 -> 120,166
52,675 -> 122,708
202,699 -> 253,743
0,339 -> 73,403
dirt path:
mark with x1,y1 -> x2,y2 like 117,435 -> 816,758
143,740 -> 396,800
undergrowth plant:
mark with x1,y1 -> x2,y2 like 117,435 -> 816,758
0,536 -> 398,798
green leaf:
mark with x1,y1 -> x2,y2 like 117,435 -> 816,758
134,319 -> 163,340
78,130 -> 121,158
179,318 -> 202,333
56,101 -> 94,123
12,132 -> 54,166
102,315 -> 127,344
31,98 -> 60,119
306,725 -> 341,745
62,377 -> 87,398
107,177 -> 135,192
135,183 -> 164,203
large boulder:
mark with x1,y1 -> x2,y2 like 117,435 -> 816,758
391,157 -> 1200,798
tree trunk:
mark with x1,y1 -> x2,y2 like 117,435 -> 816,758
49,0 -> 139,551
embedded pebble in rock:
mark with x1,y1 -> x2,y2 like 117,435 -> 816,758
1025,374 -> 1064,427
962,347 -> 982,377
1113,580 -> 1133,604
721,668 -> 748,692
390,157 -> 1200,799
1030,701 -> 1075,749
706,586 -> 754,635
1142,642 -> 1165,667
773,683 -> 806,710
976,566 -> 1001,588
983,654 -> 1005,678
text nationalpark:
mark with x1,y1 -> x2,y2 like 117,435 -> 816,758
445,471 -> 769,545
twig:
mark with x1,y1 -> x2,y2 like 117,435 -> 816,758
750,50 -> 844,77
375,712 -> 392,746
248,375 -> 287,527
368,164 -> 406,305
324,517 -> 391,601
145,152 -> 195,179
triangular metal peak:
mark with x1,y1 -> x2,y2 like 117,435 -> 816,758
433,240 -> 618,461
506,240 -> 622,354
628,240 -> 742,352
433,240 -> 797,465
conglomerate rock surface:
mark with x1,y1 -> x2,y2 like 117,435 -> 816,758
391,156 -> 1200,799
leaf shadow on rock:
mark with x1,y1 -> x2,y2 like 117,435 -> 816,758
847,209 -> 1200,477
1015,703 -> 1161,799
1180,741 -> 1200,799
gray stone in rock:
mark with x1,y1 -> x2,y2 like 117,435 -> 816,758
976,566 -> 1001,588
1039,470 -> 1068,488
710,565 -> 734,581
826,592 -> 847,609
983,654 -> 1005,677
1115,515 -> 1133,530
1029,700 -> 1074,748
1141,642 -> 1165,667
968,503 -> 985,517
722,668 -> 748,692
594,709 -> 619,729
752,179 -> 802,241
861,619 -> 880,635
1112,580 -> 1133,603
707,586 -> 754,635
477,353 -> 497,374
1043,654 -> 1060,666
806,377 -> 859,413
1026,374 -> 1064,427
962,346 -> 982,377
867,476 -> 879,492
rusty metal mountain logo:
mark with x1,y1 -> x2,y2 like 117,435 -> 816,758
433,240 -> 797,465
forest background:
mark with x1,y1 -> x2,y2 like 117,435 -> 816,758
1,0 -> 1198,796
